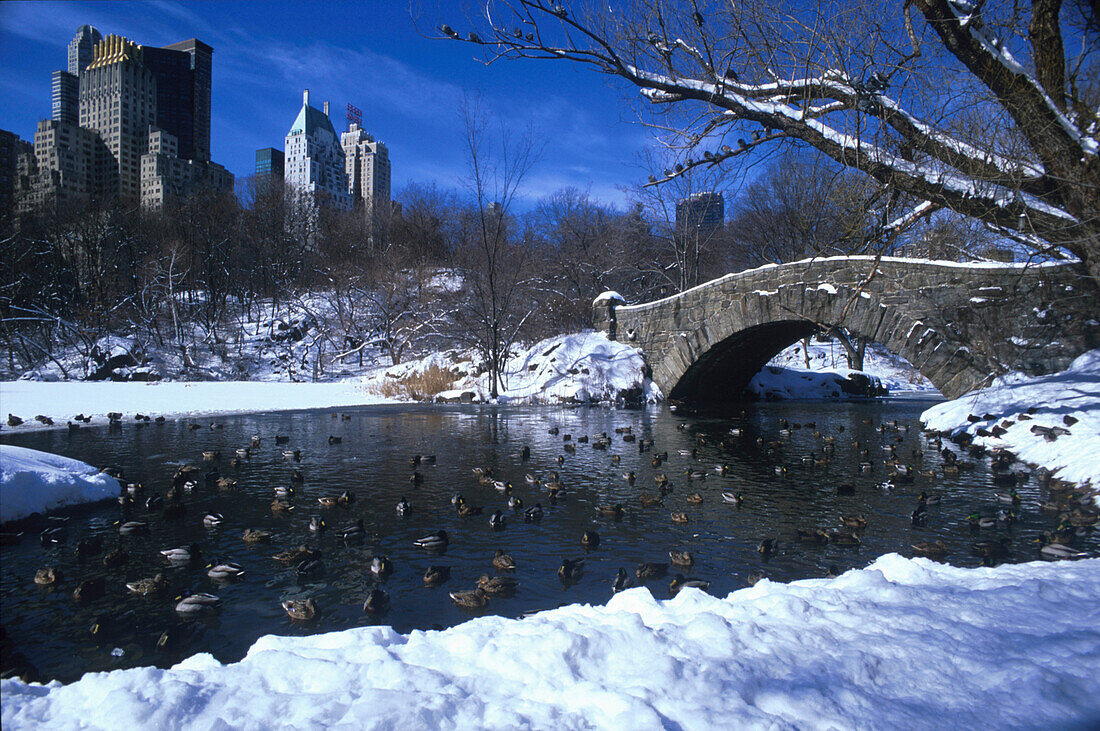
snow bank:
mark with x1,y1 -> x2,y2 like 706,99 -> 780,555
3,554 -> 1098,729
767,337 -> 938,393
0,445 -> 119,523
921,349 -> 1100,487
0,382 -> 395,432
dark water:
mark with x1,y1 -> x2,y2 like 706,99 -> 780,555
1,400 -> 1094,683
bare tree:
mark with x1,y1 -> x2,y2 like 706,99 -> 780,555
443,0 -> 1100,282
451,98 -> 541,399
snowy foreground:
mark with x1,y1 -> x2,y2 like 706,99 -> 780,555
0,445 -> 119,523
922,350 -> 1100,488
3,554 -> 1098,729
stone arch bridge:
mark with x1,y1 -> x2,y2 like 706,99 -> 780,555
593,257 -> 1097,402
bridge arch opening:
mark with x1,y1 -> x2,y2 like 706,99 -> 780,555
668,320 -> 818,403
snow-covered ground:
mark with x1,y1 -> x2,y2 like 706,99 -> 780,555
764,337 -> 938,394
3,554 -> 1098,729
921,349 -> 1100,489
0,445 -> 119,523
0,381 -> 394,432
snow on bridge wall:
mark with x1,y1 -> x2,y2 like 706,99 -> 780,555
593,257 -> 1098,402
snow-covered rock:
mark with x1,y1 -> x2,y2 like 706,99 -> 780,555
748,365 -> 887,400
921,349 -> 1100,488
430,331 -> 661,405
0,445 -> 120,523
3,554 -> 1098,729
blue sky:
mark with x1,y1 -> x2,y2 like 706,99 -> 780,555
0,1 -> 656,208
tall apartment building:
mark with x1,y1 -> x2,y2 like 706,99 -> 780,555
0,129 -> 34,221
676,192 -> 724,237
78,34 -> 157,201
342,123 -> 391,240
284,89 -> 351,210
21,27 -> 231,213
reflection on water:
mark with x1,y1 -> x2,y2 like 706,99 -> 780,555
1,400 -> 1094,683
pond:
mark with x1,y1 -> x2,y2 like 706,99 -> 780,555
1,399 -> 1093,683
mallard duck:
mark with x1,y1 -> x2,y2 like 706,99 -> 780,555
449,587 -> 489,608
669,549 -> 694,568
636,562 -> 668,581
274,485 -> 295,499
489,510 -> 507,530
250,435 -> 262,448
493,549 -> 517,571
669,574 -> 710,597
670,511 -> 690,524
271,498 -> 294,513
206,561 -> 246,581
911,503 -> 928,526
918,491 -> 942,506
971,536 -> 1011,558
328,435 -> 342,445
34,567 -> 63,586
831,531 -> 862,547
415,530 -> 449,550
274,545 -> 320,564
685,469 -> 708,481
581,530 -> 600,548
202,450 -> 220,462
491,479 -> 512,493
216,477 -> 238,490
282,597 -> 317,620
338,490 -> 357,507
524,503 -> 544,522
524,474 -> 539,485
640,492 -> 664,507
796,528 -> 830,544
994,490 -> 1022,506
596,504 -> 624,519
1037,535 -> 1088,560
125,572 -> 168,595
203,512 -> 225,527
912,540 -> 949,559
282,449 -> 302,461
75,536 -> 103,559
371,555 -> 393,578
968,513 -> 996,529
317,496 -> 339,508
174,591 -> 221,615
396,497 -> 411,516
423,565 -> 451,587
686,492 -> 704,504
477,574 -> 518,596
102,546 -> 128,567
457,501 -> 484,517
242,528 -> 272,545
73,577 -> 106,603
363,588 -> 390,614
296,558 -> 325,577
746,570 -> 766,586
307,515 -> 325,533
721,492 -> 743,506
291,469 -> 305,484
558,557 -> 585,581
758,537 -> 778,555
507,495 -> 523,509
410,471 -> 424,486
117,520 -> 150,536
160,543 -> 201,564
841,515 -> 867,529
612,567 -> 635,593
340,518 -> 366,544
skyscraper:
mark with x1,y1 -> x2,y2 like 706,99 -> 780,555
67,25 -> 102,76
342,123 -> 391,240
51,70 -> 79,126
159,39 -> 212,162
78,34 -> 157,201
284,90 -> 351,210
255,147 -> 284,178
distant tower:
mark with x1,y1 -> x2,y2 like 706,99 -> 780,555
255,148 -> 285,178
284,89 -> 351,210
67,25 -> 102,76
342,119 -> 391,242
51,70 -> 79,125
676,192 -> 724,237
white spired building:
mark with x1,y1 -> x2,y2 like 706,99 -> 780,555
284,89 -> 351,210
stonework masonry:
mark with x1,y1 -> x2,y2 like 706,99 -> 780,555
594,257 -> 1098,402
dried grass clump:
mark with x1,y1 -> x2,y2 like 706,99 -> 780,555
370,364 -> 457,400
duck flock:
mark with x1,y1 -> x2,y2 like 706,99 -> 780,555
1,405 -> 1097,682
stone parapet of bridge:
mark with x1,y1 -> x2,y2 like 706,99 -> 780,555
593,257 -> 1098,402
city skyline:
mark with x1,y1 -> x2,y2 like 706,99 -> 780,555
0,1 -> 654,209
